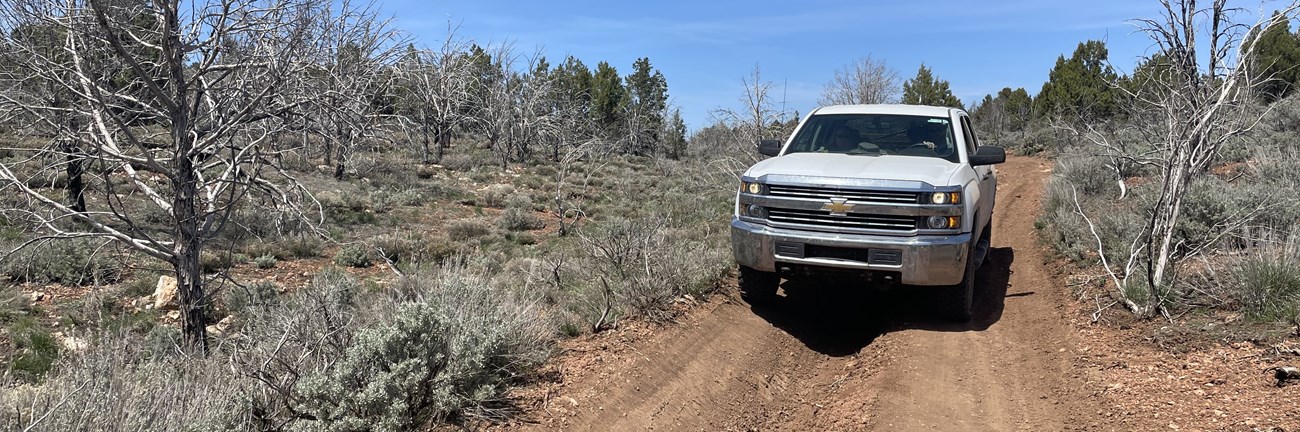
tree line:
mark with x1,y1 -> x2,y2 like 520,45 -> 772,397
970,14 -> 1300,138
806,13 -> 1300,142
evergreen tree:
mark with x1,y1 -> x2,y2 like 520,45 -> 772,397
663,108 -> 688,159
1251,13 -> 1300,102
624,57 -> 668,155
461,44 -> 500,126
1000,87 -> 1032,131
589,61 -> 626,138
547,56 -> 595,148
1033,40 -> 1118,121
900,64 -> 963,108
1121,53 -> 1175,110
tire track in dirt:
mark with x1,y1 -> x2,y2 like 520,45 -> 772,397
864,156 -> 1088,431
515,155 -> 1093,431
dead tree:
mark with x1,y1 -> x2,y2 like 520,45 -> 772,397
818,55 -> 901,106
1079,0 -> 1300,317
302,0 -> 403,179
708,64 -> 786,165
395,25 -> 471,165
0,0 -> 393,352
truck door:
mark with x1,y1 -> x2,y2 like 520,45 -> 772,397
960,116 -> 995,232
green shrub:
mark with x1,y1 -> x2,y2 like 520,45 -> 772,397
1038,153 -> 1149,267
223,208 -> 311,240
368,189 -> 429,213
235,262 -> 550,429
2,239 -> 121,286
1233,254 -> 1300,323
334,244 -> 373,268
318,265 -> 548,424
120,271 -> 162,297
499,207 -> 544,231
248,235 -> 325,260
440,153 -> 476,171
223,281 -> 281,315
371,234 -> 414,264
0,333 -> 252,430
287,236 -> 325,259
0,214 -> 21,241
479,184 -> 515,208
507,231 -> 537,246
0,283 -> 28,322
503,193 -> 532,209
254,253 -> 278,269
7,317 -> 60,382
405,236 -> 458,266
323,192 -> 378,226
200,251 -> 234,274
447,220 -> 493,242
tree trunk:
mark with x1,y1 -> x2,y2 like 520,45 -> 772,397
163,2 -> 207,354
1147,148 -> 1191,297
323,135 -> 334,166
420,119 -> 431,164
61,139 -> 86,214
173,237 -> 207,352
436,125 -> 449,163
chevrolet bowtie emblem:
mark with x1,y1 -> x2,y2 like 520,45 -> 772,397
822,198 -> 854,216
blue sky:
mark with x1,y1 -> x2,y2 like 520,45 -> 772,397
383,0 -> 1288,130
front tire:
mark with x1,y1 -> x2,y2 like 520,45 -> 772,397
940,249 -> 978,322
738,265 -> 778,304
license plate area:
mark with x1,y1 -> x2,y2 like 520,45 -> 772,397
774,241 -> 902,266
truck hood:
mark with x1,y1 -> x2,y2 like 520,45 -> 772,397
744,153 -> 962,186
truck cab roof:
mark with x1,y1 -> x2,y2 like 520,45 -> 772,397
811,104 -> 962,118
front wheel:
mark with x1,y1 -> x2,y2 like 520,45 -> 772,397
738,265 -> 779,304
939,251 -> 978,322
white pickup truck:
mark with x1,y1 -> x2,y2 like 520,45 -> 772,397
731,104 -> 1005,321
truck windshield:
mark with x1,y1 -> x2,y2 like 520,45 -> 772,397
784,114 -> 959,163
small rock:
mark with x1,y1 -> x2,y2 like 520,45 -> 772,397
205,323 -> 225,337
61,336 -> 88,352
217,314 -> 235,328
154,276 -> 179,310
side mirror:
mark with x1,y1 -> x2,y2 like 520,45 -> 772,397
758,139 -> 782,157
969,146 -> 1006,166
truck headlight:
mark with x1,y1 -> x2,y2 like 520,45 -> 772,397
741,181 -> 764,195
929,192 -> 960,204
926,215 -> 959,229
745,204 -> 768,219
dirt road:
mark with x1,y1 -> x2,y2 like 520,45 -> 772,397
514,156 -> 1095,431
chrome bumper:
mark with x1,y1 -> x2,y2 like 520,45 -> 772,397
731,217 -> 969,286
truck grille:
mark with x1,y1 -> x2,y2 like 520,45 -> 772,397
767,184 -> 918,204
767,208 -> 917,231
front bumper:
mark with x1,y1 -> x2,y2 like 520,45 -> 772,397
731,217 -> 969,286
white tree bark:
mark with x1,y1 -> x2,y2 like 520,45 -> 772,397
0,0 -> 393,351
1080,0 -> 1300,317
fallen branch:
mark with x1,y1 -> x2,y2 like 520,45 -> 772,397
1266,366 -> 1300,387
